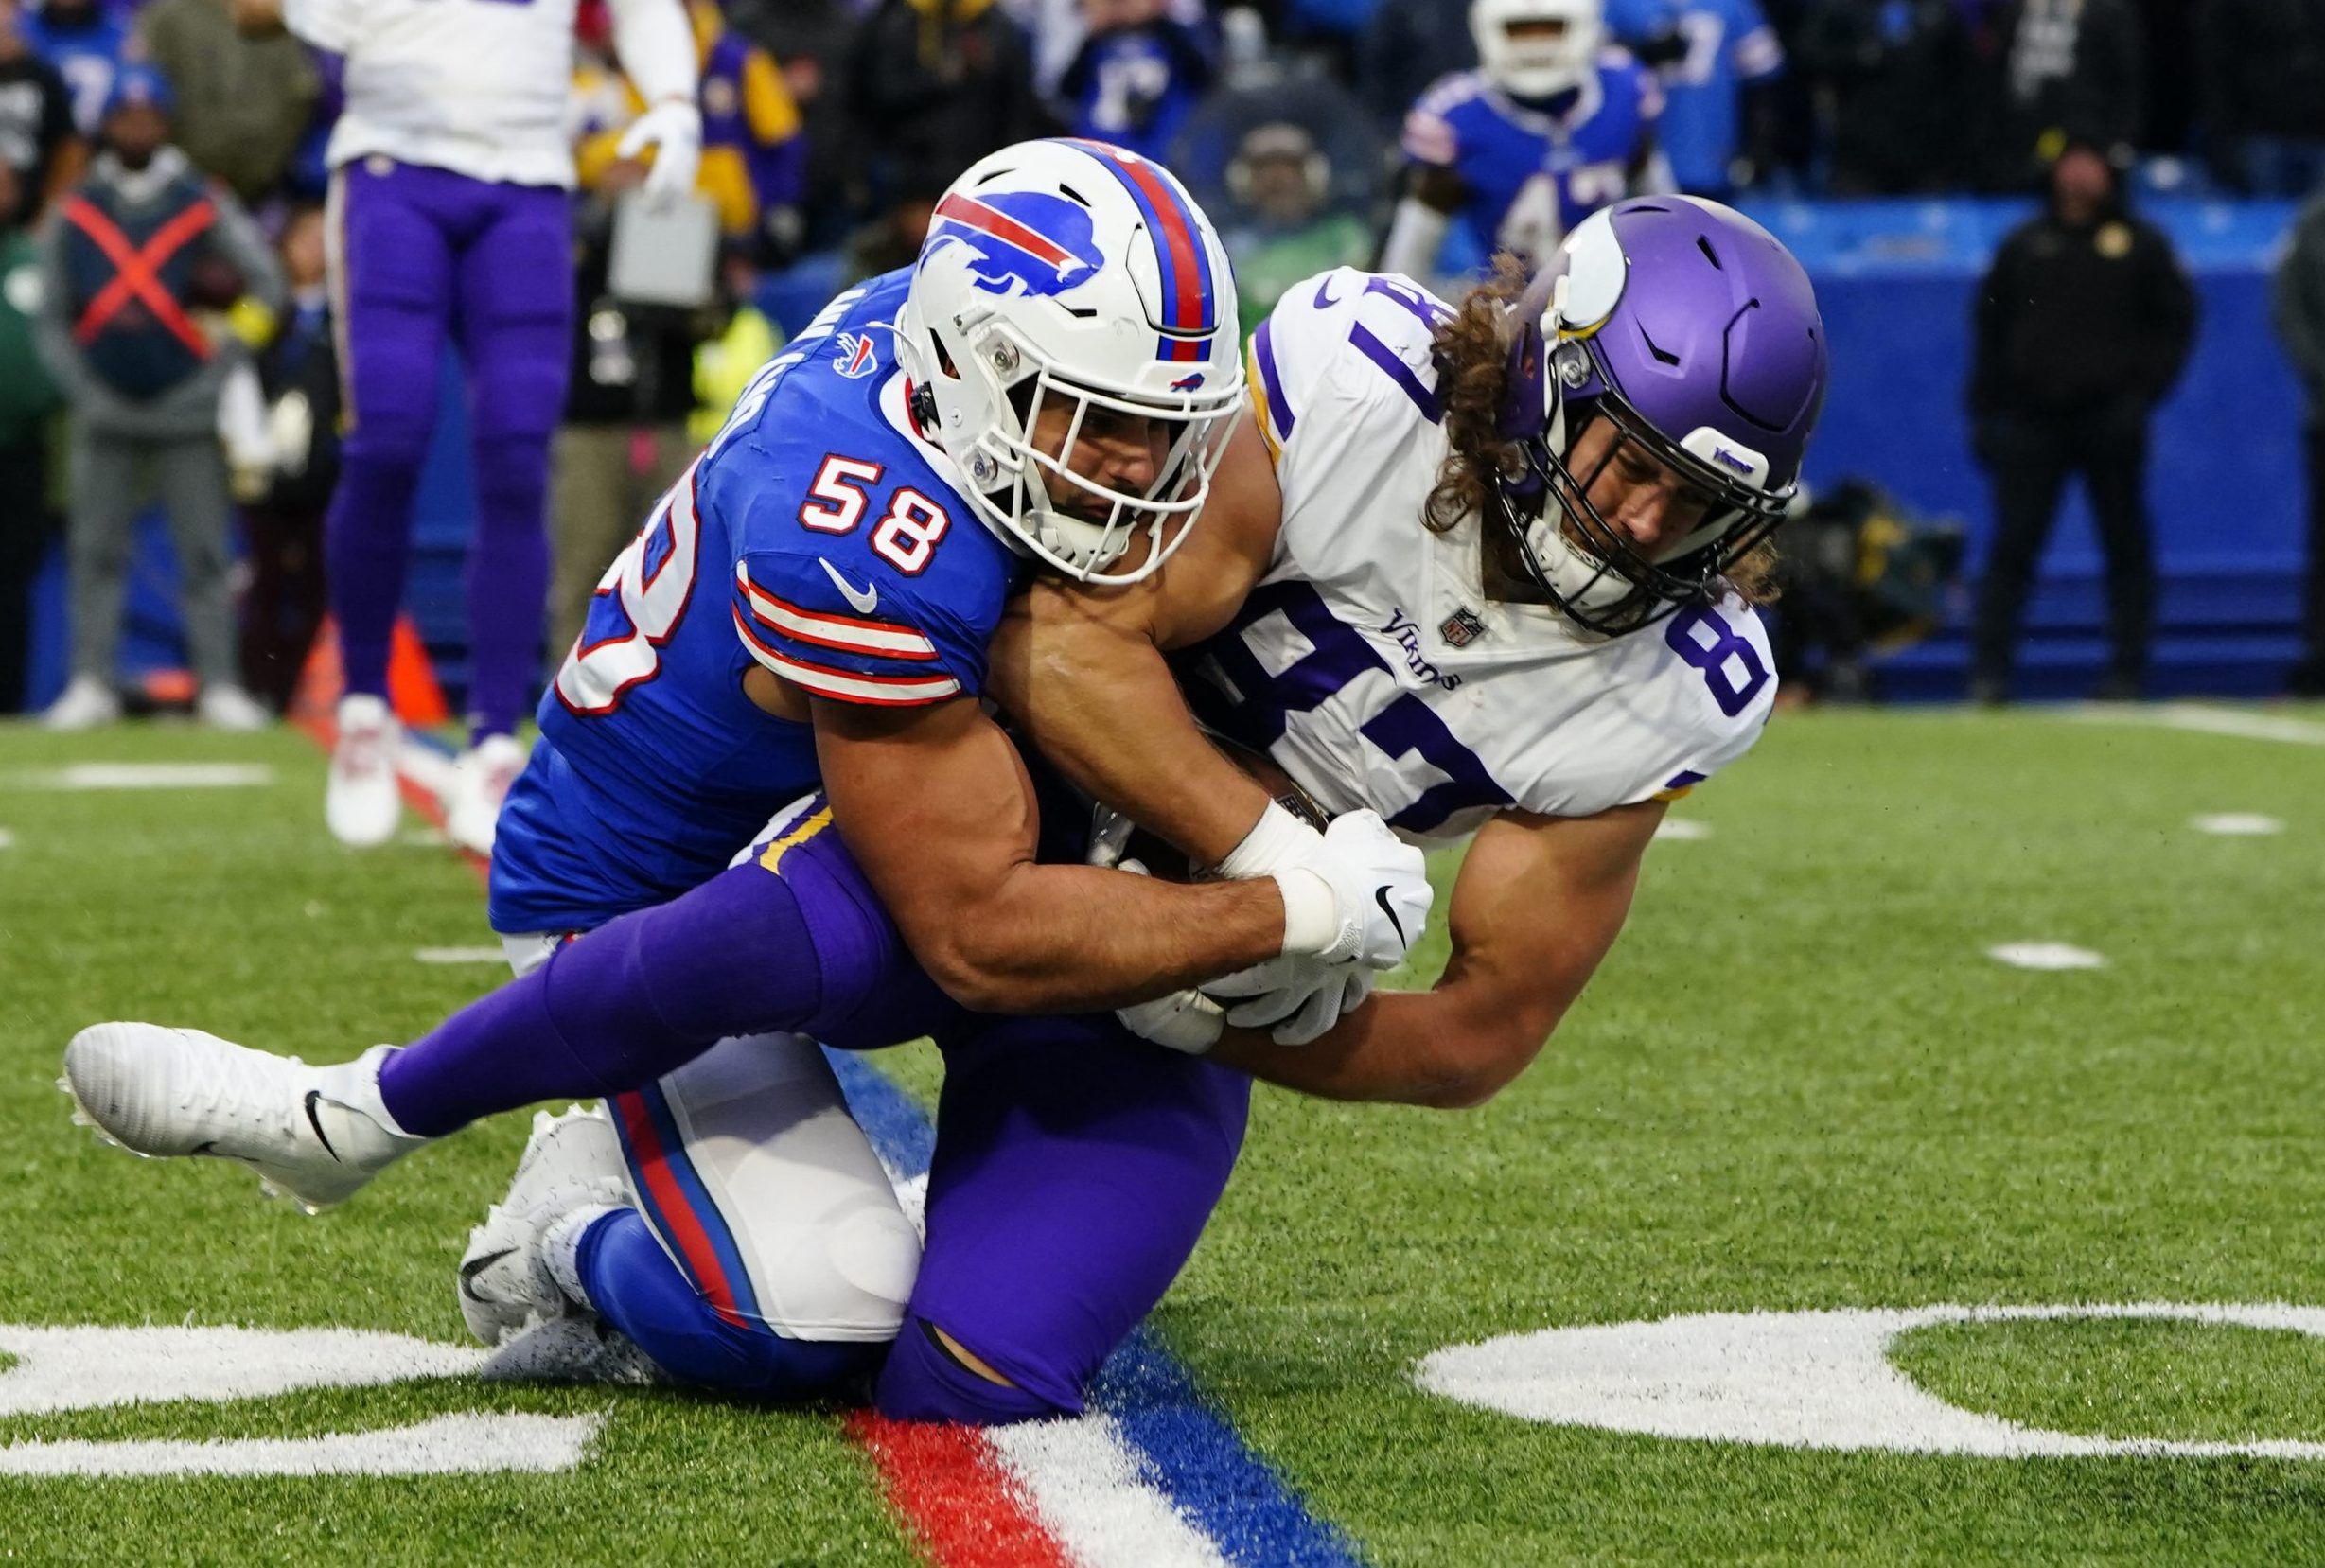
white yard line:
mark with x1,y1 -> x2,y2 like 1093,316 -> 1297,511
8,763 -> 275,790
985,1414 -> 1230,1568
1986,942 -> 2106,971
2067,703 -> 2325,747
2190,813 -> 2285,837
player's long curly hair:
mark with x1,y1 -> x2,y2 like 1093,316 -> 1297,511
1423,255 -> 1778,607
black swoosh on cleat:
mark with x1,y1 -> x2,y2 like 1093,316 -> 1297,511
459,1248 -> 518,1303
302,1090 -> 342,1162
1372,885 -> 1406,945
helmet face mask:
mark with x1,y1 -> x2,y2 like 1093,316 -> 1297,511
1489,198 -> 1829,637
895,140 -> 1244,584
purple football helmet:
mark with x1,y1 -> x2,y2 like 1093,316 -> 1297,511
1495,196 -> 1827,634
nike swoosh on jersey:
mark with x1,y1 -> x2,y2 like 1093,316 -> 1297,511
1372,885 -> 1407,945
1313,274 -> 1342,308
819,557 -> 879,615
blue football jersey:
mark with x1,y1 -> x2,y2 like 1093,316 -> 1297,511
1604,0 -> 1783,195
489,269 -> 1023,934
1400,54 -> 1664,268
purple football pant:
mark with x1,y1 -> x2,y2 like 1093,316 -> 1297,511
325,159 -> 572,740
872,1013 -> 1250,1423
377,810 -> 1249,1422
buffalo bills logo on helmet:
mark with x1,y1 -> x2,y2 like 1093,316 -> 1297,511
923,190 -> 1105,300
1170,372 -> 1206,391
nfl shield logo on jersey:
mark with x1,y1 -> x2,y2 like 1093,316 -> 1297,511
1440,607 -> 1487,647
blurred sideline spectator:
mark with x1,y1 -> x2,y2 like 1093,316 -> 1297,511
1056,0 -> 1216,163
1991,0 -> 2141,190
22,0 -> 129,138
575,0 -> 805,264
33,66 -> 282,731
725,0 -> 859,252
2268,189 -> 2325,696
0,0 -> 83,221
136,0 -> 317,209
1217,121 -> 1373,333
1381,0 -> 1666,282
545,144 -> 711,665
0,157 -> 59,713
1965,140 -> 2193,704
1606,0 -> 1784,197
2194,0 -> 2325,197
237,203 -> 335,710
1790,0 -> 1982,194
1356,0 -> 1472,139
844,0 -> 1052,275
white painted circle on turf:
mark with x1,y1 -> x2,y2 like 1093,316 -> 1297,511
414,946 -> 508,965
1987,942 -> 2106,971
14,762 -> 274,790
2190,813 -> 2284,837
1653,819 -> 1712,842
1416,1303 -> 2325,1458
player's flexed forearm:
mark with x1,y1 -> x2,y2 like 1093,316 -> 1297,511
816,696 -> 1431,1015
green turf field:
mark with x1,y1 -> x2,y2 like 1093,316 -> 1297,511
2,705 -> 2320,1564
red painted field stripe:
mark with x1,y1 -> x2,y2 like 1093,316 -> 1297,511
849,1414 -> 1076,1568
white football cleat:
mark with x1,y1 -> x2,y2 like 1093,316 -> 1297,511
457,1104 -> 630,1347
62,1025 -> 429,1212
326,694 -> 402,847
478,1313 -> 663,1386
196,682 -> 271,731
42,675 -> 120,731
444,731 -> 525,857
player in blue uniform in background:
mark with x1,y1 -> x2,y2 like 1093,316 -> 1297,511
67,139 -> 1433,1419
1380,0 -> 1668,280
1605,0 -> 1783,197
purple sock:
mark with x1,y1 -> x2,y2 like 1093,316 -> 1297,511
325,449 -> 423,702
464,434 -> 551,740
379,860 -> 823,1136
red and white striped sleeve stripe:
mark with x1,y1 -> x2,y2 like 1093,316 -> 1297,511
731,606 -> 962,707
735,564 -> 940,661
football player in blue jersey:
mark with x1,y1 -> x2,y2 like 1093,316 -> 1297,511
63,139 -> 1436,1407
1380,0 -> 1670,281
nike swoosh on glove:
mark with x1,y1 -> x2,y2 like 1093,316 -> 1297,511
617,99 -> 704,201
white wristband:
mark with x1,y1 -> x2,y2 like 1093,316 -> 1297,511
1212,801 -> 1322,881
1271,866 -> 1340,959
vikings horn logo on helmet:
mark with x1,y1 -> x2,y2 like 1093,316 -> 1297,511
922,190 -> 1106,300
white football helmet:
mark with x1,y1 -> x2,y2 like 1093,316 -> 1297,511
893,139 -> 1245,583
1471,0 -> 1603,100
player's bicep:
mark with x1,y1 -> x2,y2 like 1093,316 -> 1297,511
813,696 -> 1038,954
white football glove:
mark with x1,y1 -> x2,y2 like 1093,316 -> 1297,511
1204,955 -> 1375,1047
1272,809 -> 1432,971
617,98 -> 704,202
1117,985 -> 1226,1055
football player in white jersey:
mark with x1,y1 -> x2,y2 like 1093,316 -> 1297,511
233,0 -> 703,852
1002,194 -> 1827,1102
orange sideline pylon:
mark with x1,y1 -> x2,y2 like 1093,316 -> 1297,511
289,614 -> 452,730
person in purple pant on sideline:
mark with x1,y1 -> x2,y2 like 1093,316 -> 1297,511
232,0 -> 703,851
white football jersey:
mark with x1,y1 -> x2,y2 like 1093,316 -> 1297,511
1183,267 -> 1777,848
287,0 -> 581,187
